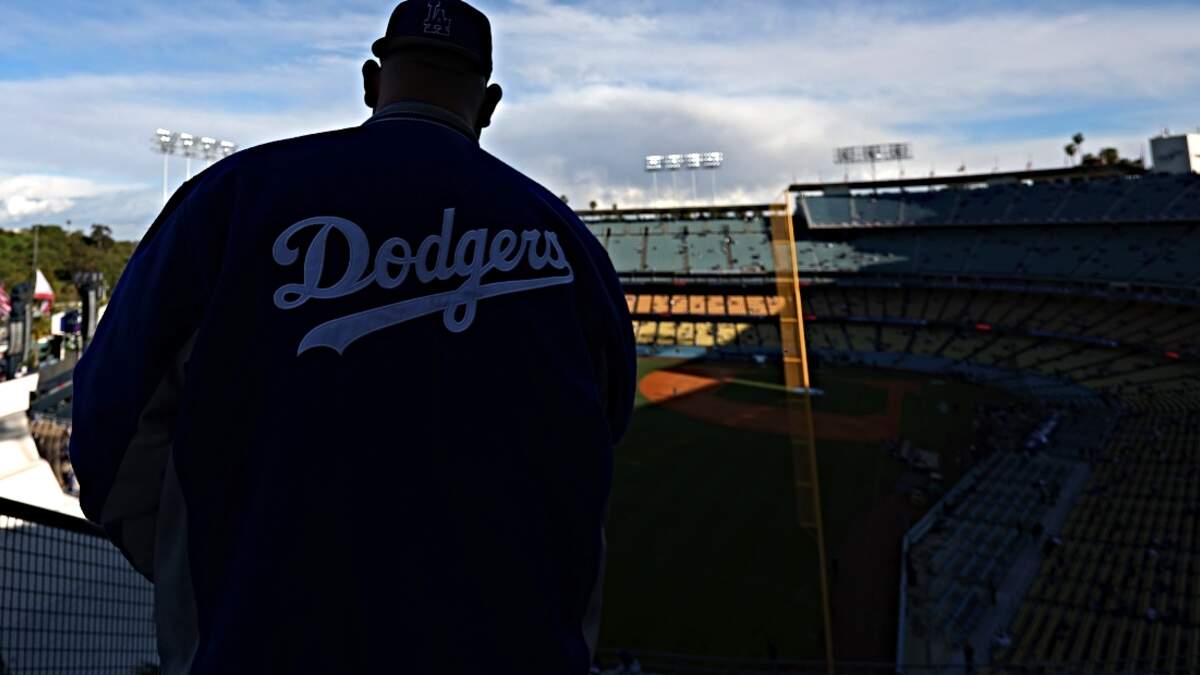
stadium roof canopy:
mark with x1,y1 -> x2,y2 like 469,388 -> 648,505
790,164 -> 1145,194
577,203 -> 774,222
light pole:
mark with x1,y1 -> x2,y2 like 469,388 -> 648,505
219,140 -> 238,160
179,133 -> 197,180
665,154 -> 684,203
686,153 -> 702,203
153,128 -> 178,205
702,151 -> 724,204
644,155 -> 664,204
200,137 -> 218,168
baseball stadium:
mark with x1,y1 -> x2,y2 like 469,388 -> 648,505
3,136 -> 1200,674
578,148 -> 1200,673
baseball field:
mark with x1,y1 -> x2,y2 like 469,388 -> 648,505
597,356 -> 1014,661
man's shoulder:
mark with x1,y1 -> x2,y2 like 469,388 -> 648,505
139,127 -> 363,243
180,127 -> 360,195
226,127 -> 362,170
476,151 -> 584,226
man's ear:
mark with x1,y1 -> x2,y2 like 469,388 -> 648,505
362,59 -> 381,110
476,83 -> 503,132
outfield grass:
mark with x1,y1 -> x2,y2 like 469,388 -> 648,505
598,357 -> 1012,660
603,381 -> 811,657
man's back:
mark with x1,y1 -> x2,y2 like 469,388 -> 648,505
70,108 -> 635,673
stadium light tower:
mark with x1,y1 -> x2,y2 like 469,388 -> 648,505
685,153 -> 702,203
153,131 -> 238,205
665,154 -> 684,204
200,137 -> 218,168
644,155 -> 664,204
153,129 -> 179,205
835,143 -> 913,183
702,151 -> 724,204
179,133 -> 197,180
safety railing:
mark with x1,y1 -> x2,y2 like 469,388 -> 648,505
596,648 -> 1193,675
0,496 -> 158,673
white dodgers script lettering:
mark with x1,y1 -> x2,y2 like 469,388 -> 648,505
272,209 -> 573,355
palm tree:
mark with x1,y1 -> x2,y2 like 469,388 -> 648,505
1065,143 -> 1078,166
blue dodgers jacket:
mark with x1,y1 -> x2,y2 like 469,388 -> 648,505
68,102 -> 636,675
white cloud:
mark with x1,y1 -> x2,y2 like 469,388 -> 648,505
1,1 -> 1198,237
0,174 -> 139,225
491,3 -> 1200,112
4,194 -> 72,220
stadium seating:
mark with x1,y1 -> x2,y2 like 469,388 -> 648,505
589,178 -> 1200,290
600,230 -> 644,272
793,284 -> 1200,410
586,216 -> 774,275
729,232 -> 772,272
629,317 -> 779,355
685,228 -> 731,272
799,173 -> 1200,229
644,229 -> 684,272
803,285 -> 1199,353
910,449 -> 1076,644
788,223 -> 1200,288
626,292 -> 782,320
998,409 -> 1200,673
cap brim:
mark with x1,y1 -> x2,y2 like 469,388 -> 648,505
371,36 -> 488,74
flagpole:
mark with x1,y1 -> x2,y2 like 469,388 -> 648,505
23,225 -> 37,370
31,225 -> 37,289
31,225 -> 38,369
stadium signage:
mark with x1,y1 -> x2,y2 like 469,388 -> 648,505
271,209 -> 574,355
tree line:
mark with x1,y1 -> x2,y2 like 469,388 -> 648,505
0,224 -> 136,306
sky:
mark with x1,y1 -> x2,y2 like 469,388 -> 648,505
1,0 -> 1199,239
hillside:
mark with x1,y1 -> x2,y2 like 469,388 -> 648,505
0,224 -> 137,305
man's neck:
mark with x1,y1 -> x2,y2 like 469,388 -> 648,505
374,94 -> 474,131
367,100 -> 479,142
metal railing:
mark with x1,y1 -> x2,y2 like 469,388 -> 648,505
603,649 -> 1106,675
596,648 -> 1194,675
0,496 -> 158,673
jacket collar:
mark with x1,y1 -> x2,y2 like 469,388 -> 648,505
363,101 -> 479,144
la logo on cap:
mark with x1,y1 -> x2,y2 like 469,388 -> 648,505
424,1 -> 452,36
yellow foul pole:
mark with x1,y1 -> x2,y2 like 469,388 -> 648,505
769,193 -> 835,675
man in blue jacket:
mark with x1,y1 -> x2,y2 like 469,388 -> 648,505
68,1 -> 636,672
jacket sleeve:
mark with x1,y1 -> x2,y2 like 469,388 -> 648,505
540,193 -> 637,443
595,248 -> 636,443
68,177 -> 227,568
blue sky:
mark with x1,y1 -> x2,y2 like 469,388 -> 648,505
1,0 -> 1199,238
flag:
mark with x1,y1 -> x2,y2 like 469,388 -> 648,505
34,269 -> 54,315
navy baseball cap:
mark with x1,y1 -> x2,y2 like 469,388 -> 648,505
372,0 -> 493,77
